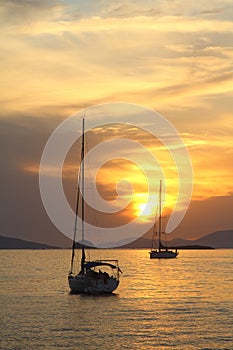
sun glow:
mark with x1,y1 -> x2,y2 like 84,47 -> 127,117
132,193 -> 157,223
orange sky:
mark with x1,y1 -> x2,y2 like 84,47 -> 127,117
0,1 -> 232,245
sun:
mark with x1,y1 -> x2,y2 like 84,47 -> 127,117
138,203 -> 147,214
133,193 -> 157,223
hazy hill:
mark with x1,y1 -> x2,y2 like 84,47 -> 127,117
167,230 -> 233,249
0,235 -> 60,249
191,230 -> 233,248
121,230 -> 233,249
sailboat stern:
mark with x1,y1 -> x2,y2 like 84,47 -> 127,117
68,274 -> 119,294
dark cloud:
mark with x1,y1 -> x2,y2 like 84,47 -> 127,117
0,115 -> 71,246
0,0 -> 65,26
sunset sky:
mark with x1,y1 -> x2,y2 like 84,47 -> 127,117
1,0 -> 232,246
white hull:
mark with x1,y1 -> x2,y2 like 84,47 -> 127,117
68,274 -> 119,294
150,250 -> 178,259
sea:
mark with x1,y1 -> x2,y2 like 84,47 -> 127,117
1,249 -> 232,350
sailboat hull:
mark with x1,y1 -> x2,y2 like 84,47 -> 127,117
150,250 -> 178,259
68,274 -> 119,294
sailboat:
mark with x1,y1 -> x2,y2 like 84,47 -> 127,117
68,118 -> 122,294
149,180 -> 178,259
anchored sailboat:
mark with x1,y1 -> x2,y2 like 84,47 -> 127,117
149,180 -> 178,259
68,118 -> 122,294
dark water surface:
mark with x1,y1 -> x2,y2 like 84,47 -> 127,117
1,249 -> 232,349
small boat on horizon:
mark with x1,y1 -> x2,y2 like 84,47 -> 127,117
68,118 -> 122,294
149,180 -> 178,259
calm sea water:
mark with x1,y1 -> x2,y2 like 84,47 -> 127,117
1,249 -> 232,350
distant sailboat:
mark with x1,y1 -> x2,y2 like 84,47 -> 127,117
68,118 -> 122,294
149,180 -> 178,259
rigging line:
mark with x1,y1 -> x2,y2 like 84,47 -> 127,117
70,117 -> 85,274
80,117 -> 86,273
69,141 -> 82,274
85,125 -> 102,260
151,205 -> 158,250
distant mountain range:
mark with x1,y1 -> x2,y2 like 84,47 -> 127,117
0,235 -> 60,249
121,230 -> 233,249
167,230 -> 233,249
0,230 -> 232,249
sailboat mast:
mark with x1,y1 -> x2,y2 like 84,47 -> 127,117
69,121 -> 83,274
81,117 -> 85,272
158,180 -> 162,251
